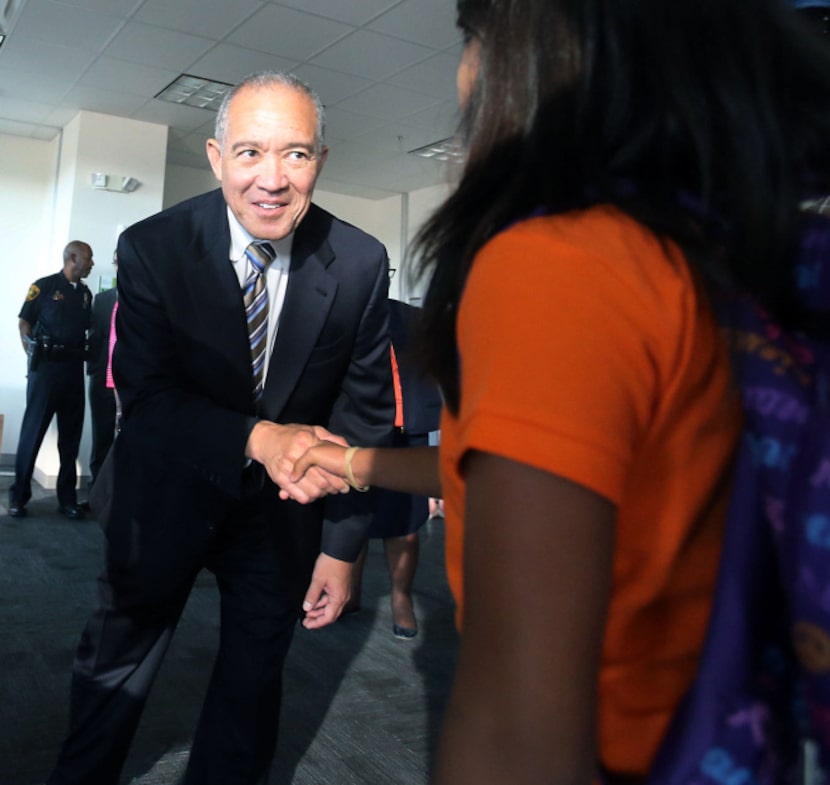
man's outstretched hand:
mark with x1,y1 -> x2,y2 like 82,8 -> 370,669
246,421 -> 350,503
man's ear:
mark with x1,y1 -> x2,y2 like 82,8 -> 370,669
318,145 -> 329,170
206,138 -> 223,181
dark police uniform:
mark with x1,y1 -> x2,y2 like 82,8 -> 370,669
9,272 -> 92,511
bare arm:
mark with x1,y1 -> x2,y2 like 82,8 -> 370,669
432,451 -> 615,785
18,318 -> 32,353
290,443 -> 441,499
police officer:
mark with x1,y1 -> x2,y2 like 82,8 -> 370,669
9,241 -> 94,519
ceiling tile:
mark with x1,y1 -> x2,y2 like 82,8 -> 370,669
0,35 -> 96,85
323,137 -> 402,175
291,63 -> 373,107
310,29 -> 434,80
344,82 -> 440,121
131,99 -> 215,133
0,0 -> 457,200
80,57 -> 178,98
228,5 -> 353,62
324,106 -> 386,141
166,148 -> 210,170
135,0 -> 262,40
10,0 -> 125,51
398,100 -> 459,138
350,121 -> 457,160
52,0 -> 140,15
369,0 -> 460,49
170,132 -> 211,158
387,52 -> 460,102
318,176 -> 399,200
0,96 -> 55,124
188,43 -> 298,85
59,85 -> 150,117
44,105 -> 81,127
103,21 -> 215,72
266,0 -> 400,27
357,152 -> 455,193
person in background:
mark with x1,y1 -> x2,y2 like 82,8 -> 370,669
85,250 -> 118,496
288,1 -> 830,783
46,71 -> 393,785
106,286 -> 121,432
345,298 -> 442,639
9,240 -> 94,520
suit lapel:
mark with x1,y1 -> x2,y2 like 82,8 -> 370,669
260,205 -> 337,419
190,191 -> 253,392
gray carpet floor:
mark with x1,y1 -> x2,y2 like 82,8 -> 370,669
0,475 -> 458,785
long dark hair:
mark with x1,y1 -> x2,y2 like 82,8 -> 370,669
412,0 -> 830,412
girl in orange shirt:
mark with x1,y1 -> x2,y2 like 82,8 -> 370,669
290,1 -> 830,782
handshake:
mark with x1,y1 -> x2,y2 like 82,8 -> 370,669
245,421 -> 366,504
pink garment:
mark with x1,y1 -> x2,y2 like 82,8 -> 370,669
106,299 -> 118,390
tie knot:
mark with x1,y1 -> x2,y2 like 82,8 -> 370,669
246,241 -> 275,274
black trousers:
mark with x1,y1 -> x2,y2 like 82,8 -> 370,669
47,488 -> 303,785
10,359 -> 84,507
87,373 -> 117,486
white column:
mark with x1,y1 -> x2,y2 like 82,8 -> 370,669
33,111 -> 168,490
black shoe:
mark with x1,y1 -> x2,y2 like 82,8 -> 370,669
77,500 -> 91,512
58,504 -> 85,520
8,503 -> 27,518
392,623 -> 418,640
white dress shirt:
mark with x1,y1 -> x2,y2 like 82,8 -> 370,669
226,207 -> 292,387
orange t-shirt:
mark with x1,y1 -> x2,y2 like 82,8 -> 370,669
439,206 -> 741,778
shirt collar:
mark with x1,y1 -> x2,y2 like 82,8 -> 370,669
227,206 -> 293,265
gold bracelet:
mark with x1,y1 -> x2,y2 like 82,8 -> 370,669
344,446 -> 369,492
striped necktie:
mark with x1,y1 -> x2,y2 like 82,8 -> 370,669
243,241 -> 276,401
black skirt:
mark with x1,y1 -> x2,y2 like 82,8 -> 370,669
367,430 -> 430,539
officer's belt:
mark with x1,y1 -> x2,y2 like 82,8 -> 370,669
40,340 -> 85,361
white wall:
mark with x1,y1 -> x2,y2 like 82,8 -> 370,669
404,182 -> 454,303
0,134 -> 61,460
0,142 -> 448,468
163,163 -> 218,211
61,111 -> 168,291
312,191 -> 406,300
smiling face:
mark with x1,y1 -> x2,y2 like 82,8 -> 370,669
206,83 -> 328,241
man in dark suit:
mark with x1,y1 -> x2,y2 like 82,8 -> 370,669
48,71 -> 394,785
85,251 -> 118,491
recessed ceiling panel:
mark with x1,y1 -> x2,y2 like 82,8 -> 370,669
228,5 -> 353,61
310,28 -> 434,81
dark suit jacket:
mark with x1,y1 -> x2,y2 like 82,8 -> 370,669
87,286 -> 117,380
109,189 -> 394,583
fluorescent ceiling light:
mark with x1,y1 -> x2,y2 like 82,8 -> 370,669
155,74 -> 233,111
408,137 -> 464,163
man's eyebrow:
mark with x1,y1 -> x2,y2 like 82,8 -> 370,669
282,140 -> 316,151
229,139 -> 316,152
229,139 -> 262,151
